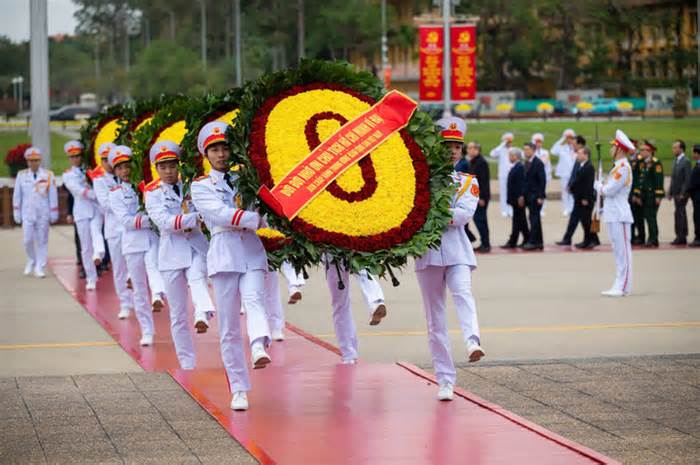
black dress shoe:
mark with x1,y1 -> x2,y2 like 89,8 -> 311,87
592,238 -> 601,246
689,240 -> 700,248
79,269 -> 86,279
500,243 -> 517,249
476,245 -> 491,253
644,241 -> 659,248
631,238 -> 644,246
521,242 -> 542,251
574,241 -> 587,249
555,240 -> 571,246
670,238 -> 687,245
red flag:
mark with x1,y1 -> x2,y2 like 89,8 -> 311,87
418,25 -> 444,102
450,24 -> 477,101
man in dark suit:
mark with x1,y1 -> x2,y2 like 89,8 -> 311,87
688,145 -> 700,247
466,141 -> 491,252
669,140 -> 692,245
501,148 -> 528,248
567,146 -> 597,248
522,142 -> 546,250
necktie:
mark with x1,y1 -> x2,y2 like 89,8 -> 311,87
113,175 -> 118,184
224,172 -> 235,190
33,172 -> 37,180
173,184 -> 181,197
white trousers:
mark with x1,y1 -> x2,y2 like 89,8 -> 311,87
124,252 -> 155,337
416,264 -> 481,386
161,267 -> 197,369
212,270 -> 270,393
75,219 -> 98,282
22,219 -> 49,272
280,260 -> 305,296
498,175 -> 513,216
264,271 -> 285,332
560,176 -> 573,215
325,265 -> 386,362
605,222 -> 633,294
106,236 -> 132,311
144,239 -> 165,303
355,270 -> 385,311
90,212 -> 105,261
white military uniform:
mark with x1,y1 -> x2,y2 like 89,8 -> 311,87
94,150 -> 132,314
489,134 -> 514,217
551,130 -> 576,216
324,258 -> 387,363
144,142 -> 215,369
191,167 -> 271,394
12,148 -> 58,276
598,131 -> 635,296
108,146 -> 156,342
416,172 -> 482,387
62,140 -> 104,287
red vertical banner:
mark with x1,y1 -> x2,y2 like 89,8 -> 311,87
450,24 -> 477,101
418,25 -> 444,101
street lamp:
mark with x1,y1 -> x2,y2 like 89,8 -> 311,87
12,77 -> 24,113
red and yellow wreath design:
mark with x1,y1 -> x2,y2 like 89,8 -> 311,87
249,83 -> 430,252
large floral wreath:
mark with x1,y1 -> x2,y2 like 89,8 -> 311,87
79,104 -> 125,168
230,59 -> 454,277
129,95 -> 191,185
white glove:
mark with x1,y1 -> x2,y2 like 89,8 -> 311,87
593,180 -> 602,191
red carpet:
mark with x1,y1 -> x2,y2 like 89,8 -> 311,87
50,257 -> 619,465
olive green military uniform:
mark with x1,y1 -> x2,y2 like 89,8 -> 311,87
636,157 -> 665,246
629,154 -> 645,244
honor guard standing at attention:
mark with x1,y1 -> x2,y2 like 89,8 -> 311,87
12,147 -> 58,278
636,140 -> 665,247
596,130 -> 635,297
489,132 -> 514,217
108,146 -> 156,346
417,118 -> 484,402
551,128 -> 577,216
191,121 -> 272,411
144,140 -> 216,369
94,143 -> 133,319
62,140 -> 102,290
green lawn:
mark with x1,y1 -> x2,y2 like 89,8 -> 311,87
465,118 -> 700,176
0,131 -> 72,177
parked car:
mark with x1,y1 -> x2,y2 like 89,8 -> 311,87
49,105 -> 98,121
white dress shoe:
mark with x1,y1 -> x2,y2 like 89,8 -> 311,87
230,391 -> 249,411
139,334 -> 154,346
341,358 -> 357,365
251,345 -> 271,369
271,329 -> 285,341
118,308 -> 131,319
34,269 -> 46,278
601,288 -> 625,297
85,280 -> 97,291
24,262 -> 35,276
437,382 -> 454,401
467,340 -> 485,363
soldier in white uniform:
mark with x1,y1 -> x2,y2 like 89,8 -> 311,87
417,121 -> 485,401
62,140 -> 102,290
12,147 -> 58,278
551,128 -> 577,216
532,133 -> 552,215
489,132 -> 514,217
94,143 -> 133,319
596,130 -> 635,297
144,140 -> 215,369
191,121 -> 272,411
108,146 -> 156,346
324,258 -> 388,364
